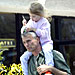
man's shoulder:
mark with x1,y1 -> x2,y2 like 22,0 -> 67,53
53,50 -> 64,60
53,50 -> 71,74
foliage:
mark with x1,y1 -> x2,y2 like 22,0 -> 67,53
0,63 -> 24,75
0,51 -> 4,61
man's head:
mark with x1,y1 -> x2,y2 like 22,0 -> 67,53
21,31 -> 41,52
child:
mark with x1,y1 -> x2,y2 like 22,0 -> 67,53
20,2 -> 54,75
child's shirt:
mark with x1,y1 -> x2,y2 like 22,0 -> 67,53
22,17 -> 53,45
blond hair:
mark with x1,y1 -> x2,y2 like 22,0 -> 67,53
29,2 -> 44,17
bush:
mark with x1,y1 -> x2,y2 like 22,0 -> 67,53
0,63 -> 24,75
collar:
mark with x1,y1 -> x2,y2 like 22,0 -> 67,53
35,50 -> 44,60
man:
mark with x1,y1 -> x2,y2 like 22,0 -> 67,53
20,31 -> 71,75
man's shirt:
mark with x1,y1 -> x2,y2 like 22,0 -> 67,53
28,50 -> 71,75
28,51 -> 45,75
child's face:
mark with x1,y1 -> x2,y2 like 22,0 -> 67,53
29,13 -> 41,22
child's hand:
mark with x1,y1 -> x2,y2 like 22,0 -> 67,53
26,28 -> 36,32
22,16 -> 27,26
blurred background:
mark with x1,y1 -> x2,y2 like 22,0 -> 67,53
0,0 -> 75,75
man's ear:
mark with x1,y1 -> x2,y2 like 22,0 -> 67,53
36,37 -> 40,41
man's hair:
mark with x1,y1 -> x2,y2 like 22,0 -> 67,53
21,31 -> 39,38
21,31 -> 42,46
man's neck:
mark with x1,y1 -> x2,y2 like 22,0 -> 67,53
32,45 -> 42,56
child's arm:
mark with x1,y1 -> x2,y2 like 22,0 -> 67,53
36,22 -> 50,38
21,16 -> 37,32
22,15 -> 27,26
26,28 -> 36,32
21,26 -> 36,34
25,21 -> 50,39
